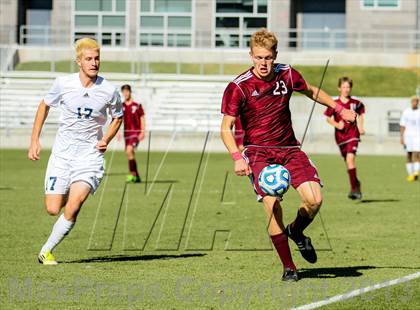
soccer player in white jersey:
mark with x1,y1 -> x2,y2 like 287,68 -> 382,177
400,96 -> 420,181
28,38 -> 123,265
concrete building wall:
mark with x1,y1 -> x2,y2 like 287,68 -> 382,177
3,0 -> 419,50
346,0 -> 418,31
269,0 -> 290,48
128,0 -> 139,47
0,0 -> 18,44
50,0 -> 72,45
194,0 -> 213,48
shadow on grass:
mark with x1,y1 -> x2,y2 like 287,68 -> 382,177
299,266 -> 376,278
64,253 -> 206,264
144,180 -> 180,184
358,199 -> 400,203
104,172 -> 130,176
299,265 -> 420,279
103,173 -> 180,184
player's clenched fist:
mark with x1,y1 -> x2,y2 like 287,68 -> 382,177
28,140 -> 41,160
234,158 -> 252,176
96,140 -> 108,153
341,109 -> 356,123
335,104 -> 356,123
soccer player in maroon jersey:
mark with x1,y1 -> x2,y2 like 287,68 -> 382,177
324,77 -> 365,199
121,84 -> 145,183
220,29 -> 356,281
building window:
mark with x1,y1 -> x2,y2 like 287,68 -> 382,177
215,0 -> 268,48
362,0 -> 399,9
73,0 -> 127,47
139,0 -> 193,47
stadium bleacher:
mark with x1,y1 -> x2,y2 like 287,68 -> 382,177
0,71 -> 410,154
0,72 -> 228,133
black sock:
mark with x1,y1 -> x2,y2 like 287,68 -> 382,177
290,210 -> 313,237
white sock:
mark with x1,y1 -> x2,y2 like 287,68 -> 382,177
40,214 -> 75,254
406,163 -> 414,175
414,162 -> 420,175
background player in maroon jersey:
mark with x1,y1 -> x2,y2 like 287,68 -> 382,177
220,29 -> 356,281
325,77 -> 365,199
121,84 -> 145,183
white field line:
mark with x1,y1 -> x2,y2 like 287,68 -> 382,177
291,271 -> 420,310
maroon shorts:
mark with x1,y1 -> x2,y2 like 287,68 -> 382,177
338,140 -> 359,158
243,146 -> 321,201
125,137 -> 139,148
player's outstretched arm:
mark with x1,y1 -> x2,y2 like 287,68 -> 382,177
220,115 -> 251,176
302,83 -> 356,123
96,117 -> 123,153
28,100 -> 50,161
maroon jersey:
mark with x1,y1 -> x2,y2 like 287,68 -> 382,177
324,97 -> 365,145
221,64 -> 307,147
123,101 -> 144,138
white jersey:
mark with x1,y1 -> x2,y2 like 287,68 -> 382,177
44,73 -> 123,158
400,108 -> 420,137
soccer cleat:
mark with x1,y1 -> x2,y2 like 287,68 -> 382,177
126,175 -> 141,183
38,251 -> 58,265
282,268 -> 299,282
286,225 -> 317,264
407,175 -> 417,182
348,190 -> 362,200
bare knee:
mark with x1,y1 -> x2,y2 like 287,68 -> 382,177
301,196 -> 323,218
45,202 -> 61,216
44,195 -> 67,216
346,154 -> 355,169
126,146 -> 134,159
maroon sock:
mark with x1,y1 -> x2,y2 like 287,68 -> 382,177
270,233 -> 296,270
128,159 -> 139,177
290,210 -> 313,236
347,168 -> 358,191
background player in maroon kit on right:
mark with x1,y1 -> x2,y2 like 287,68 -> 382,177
325,77 -> 365,199
121,84 -> 145,183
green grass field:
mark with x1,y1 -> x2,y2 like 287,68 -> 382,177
15,62 -> 419,97
0,149 -> 419,309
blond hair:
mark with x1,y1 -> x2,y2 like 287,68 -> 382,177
250,28 -> 278,52
75,38 -> 100,59
411,95 -> 419,101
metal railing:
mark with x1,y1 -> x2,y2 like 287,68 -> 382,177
12,25 -> 420,52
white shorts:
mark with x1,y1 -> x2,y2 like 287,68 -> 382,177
44,153 -> 104,195
404,134 -> 420,152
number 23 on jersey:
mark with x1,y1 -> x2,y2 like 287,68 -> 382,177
273,81 -> 287,96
